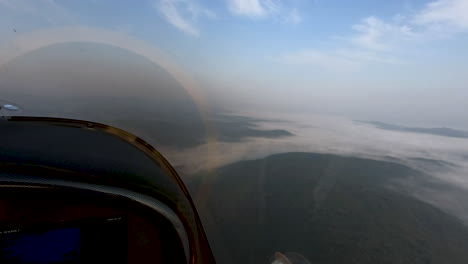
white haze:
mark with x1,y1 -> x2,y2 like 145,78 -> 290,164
163,110 -> 468,224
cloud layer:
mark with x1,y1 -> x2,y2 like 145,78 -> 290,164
163,110 -> 468,223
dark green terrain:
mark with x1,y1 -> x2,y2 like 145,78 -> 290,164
359,121 -> 468,138
188,152 -> 468,264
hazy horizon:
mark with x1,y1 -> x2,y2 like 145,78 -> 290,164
1,41 -> 468,130
1,0 -> 468,129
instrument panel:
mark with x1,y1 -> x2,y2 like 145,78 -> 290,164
0,186 -> 187,264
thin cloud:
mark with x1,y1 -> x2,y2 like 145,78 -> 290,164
351,16 -> 415,51
278,0 -> 468,70
227,0 -> 278,17
335,49 -> 406,65
282,8 -> 302,25
413,0 -> 468,30
156,0 -> 199,36
350,0 -> 468,52
276,48 -> 404,72
277,50 -> 360,72
226,0 -> 303,25
153,0 -> 215,36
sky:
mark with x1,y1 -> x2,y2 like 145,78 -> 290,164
0,0 -> 468,128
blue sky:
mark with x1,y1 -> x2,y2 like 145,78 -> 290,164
1,0 -> 468,127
